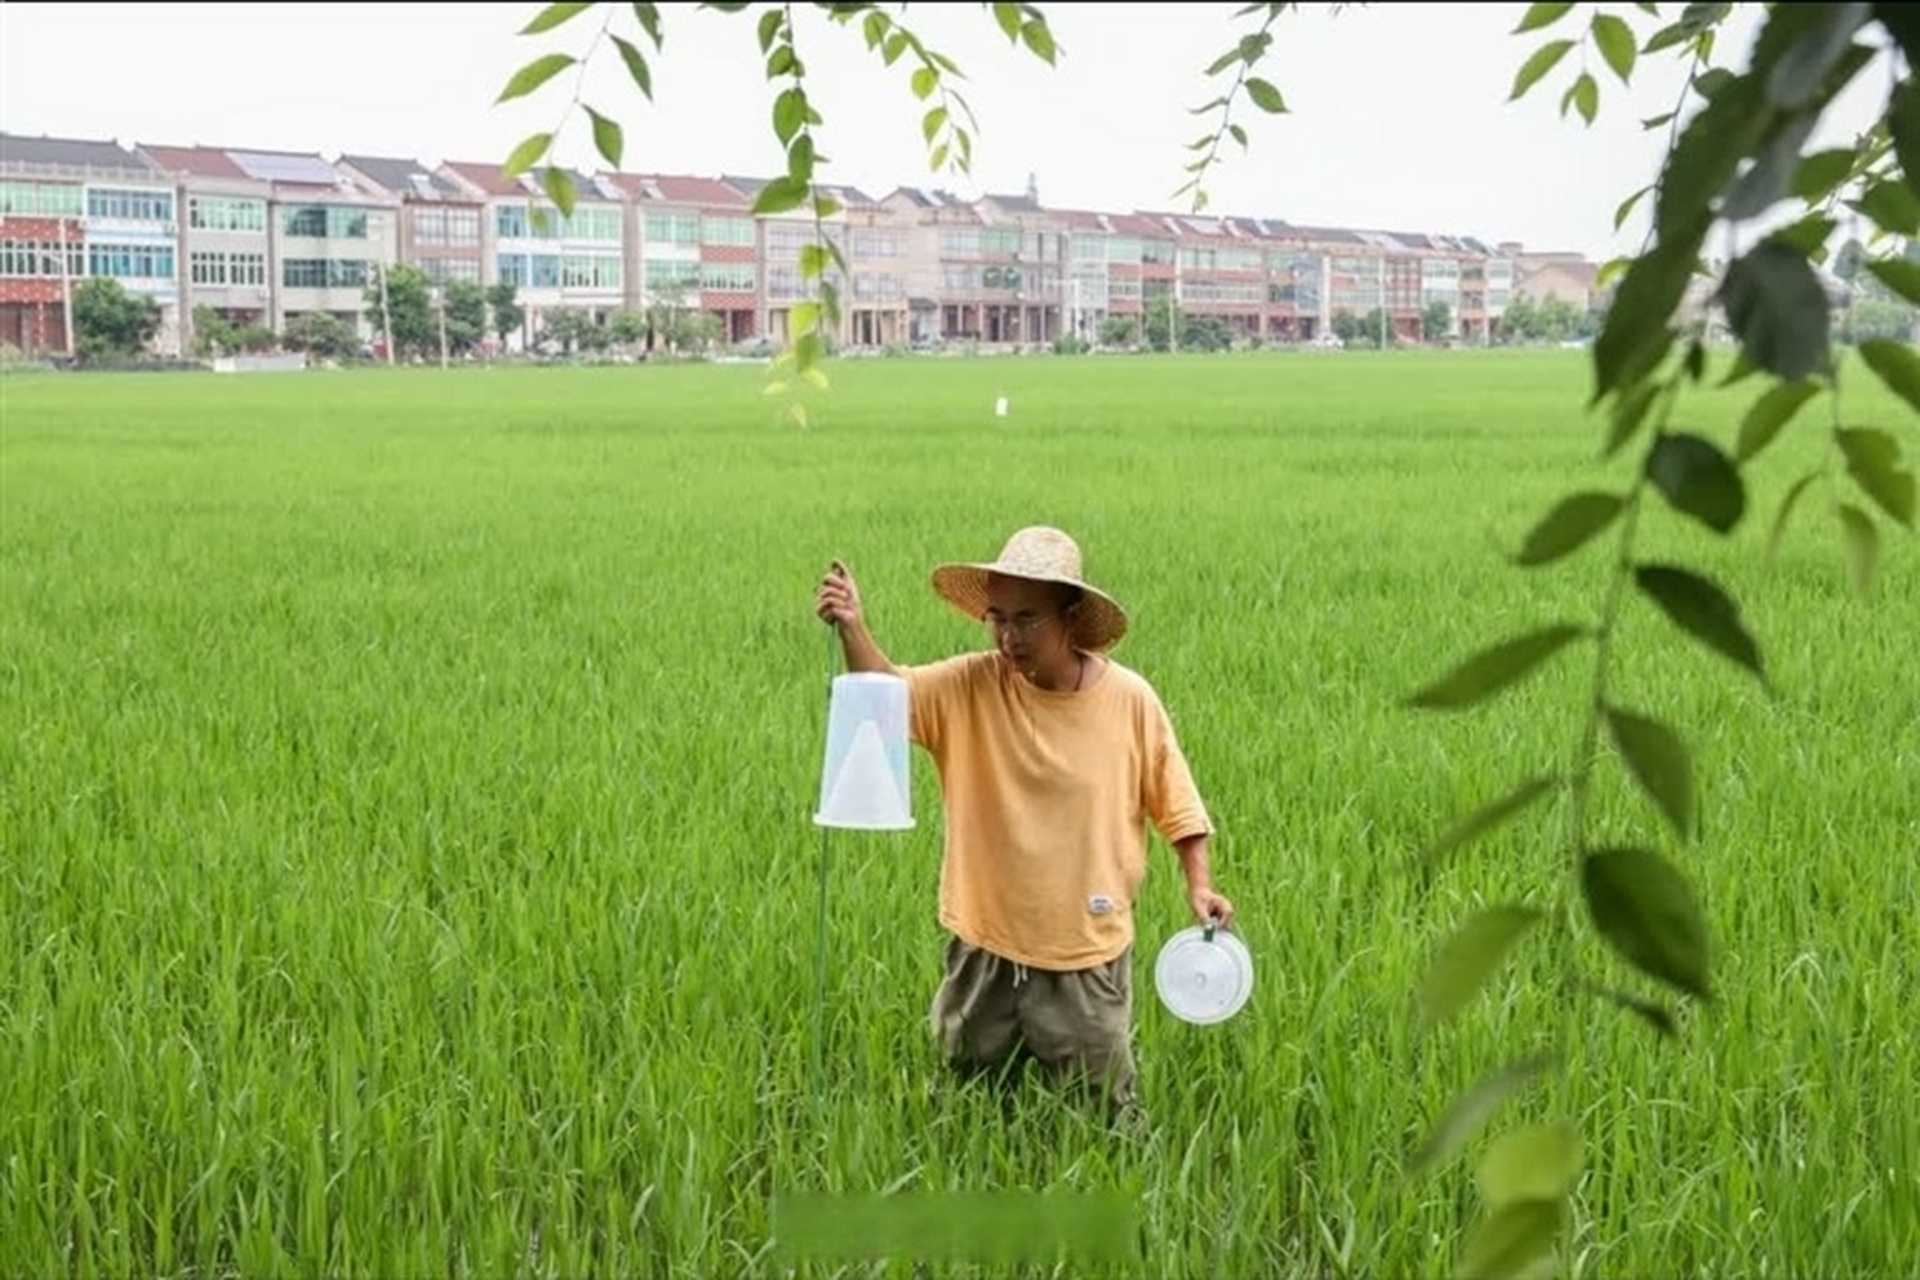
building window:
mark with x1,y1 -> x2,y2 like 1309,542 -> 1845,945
644,258 -> 699,289
421,257 -> 482,284
981,227 -> 1020,256
565,207 -> 622,242
0,240 -> 85,277
497,254 -> 529,287
764,221 -> 835,257
189,196 -> 267,233
0,180 -> 85,217
88,243 -> 174,279
938,227 -> 981,258
563,254 -> 622,288
645,213 -> 701,246
281,258 -> 368,288
283,207 -> 327,237
766,265 -> 804,299
849,228 -> 903,259
446,208 -> 481,245
496,205 -> 530,240
702,216 -> 756,247
851,273 -> 903,302
282,206 -> 369,238
416,209 -> 449,245
700,262 -> 756,292
88,187 -> 174,222
415,208 -> 482,247
283,259 -> 325,288
529,255 -> 560,288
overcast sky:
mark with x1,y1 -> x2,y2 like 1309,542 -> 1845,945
0,3 -> 1896,259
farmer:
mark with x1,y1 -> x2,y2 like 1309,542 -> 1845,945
812,525 -> 1234,1115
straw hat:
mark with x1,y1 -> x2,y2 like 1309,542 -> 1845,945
930,526 -> 1130,652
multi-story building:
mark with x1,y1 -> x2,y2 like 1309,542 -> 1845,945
1163,213 -> 1269,340
838,195 -> 912,348
2,133 -> 180,355
1106,213 -> 1166,334
1057,210 -> 1119,342
973,188 -> 1067,345
886,186 -> 975,343
438,161 -> 625,343
335,155 -> 485,291
247,147 -> 395,335
10,126 -> 1563,360
139,145 -> 401,340
615,173 -> 761,344
886,185 -> 1067,345
731,176 -> 902,347
1512,249 -> 1597,316
136,144 -> 274,349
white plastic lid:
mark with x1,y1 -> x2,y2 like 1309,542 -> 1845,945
1153,924 -> 1254,1024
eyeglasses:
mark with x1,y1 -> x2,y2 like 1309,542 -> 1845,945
983,609 -> 1056,635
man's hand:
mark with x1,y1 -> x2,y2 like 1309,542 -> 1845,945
814,559 -> 863,629
1190,886 -> 1235,930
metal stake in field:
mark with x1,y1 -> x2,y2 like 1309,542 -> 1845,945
810,616 -> 915,1096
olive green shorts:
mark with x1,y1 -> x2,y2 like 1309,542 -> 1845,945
928,935 -> 1136,1108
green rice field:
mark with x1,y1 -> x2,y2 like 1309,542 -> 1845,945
3,349 -> 1915,1277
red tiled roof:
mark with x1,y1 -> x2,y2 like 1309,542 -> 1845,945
439,160 -> 531,197
1050,209 -> 1112,231
654,174 -> 748,207
1106,213 -> 1169,238
136,144 -> 249,179
605,172 -> 746,207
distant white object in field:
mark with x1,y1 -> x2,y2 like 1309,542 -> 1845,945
994,396 -> 1009,418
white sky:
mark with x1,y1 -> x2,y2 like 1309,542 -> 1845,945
0,2 -> 1896,259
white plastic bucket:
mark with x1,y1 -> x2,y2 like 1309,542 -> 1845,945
814,672 -> 914,830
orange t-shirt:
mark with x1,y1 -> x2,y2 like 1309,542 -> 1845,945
904,651 -> 1214,970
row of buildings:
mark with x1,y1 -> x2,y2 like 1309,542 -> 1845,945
0,131 -> 1600,358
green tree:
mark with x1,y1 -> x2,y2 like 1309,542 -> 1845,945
1497,292 -> 1538,343
71,277 -> 160,361
1176,312 -> 1233,352
537,307 -> 605,355
1096,315 -> 1139,349
643,280 -> 723,355
442,278 -> 489,356
1143,294 -> 1180,352
190,304 -> 236,358
607,308 -> 649,350
503,5 -> 1920,1276
486,281 -> 525,351
1421,298 -> 1452,342
280,312 -> 360,362
364,263 -> 436,359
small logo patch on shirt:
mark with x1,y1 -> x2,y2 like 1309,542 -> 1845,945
1087,894 -> 1114,916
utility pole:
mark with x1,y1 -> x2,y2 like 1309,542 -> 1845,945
374,261 -> 395,365
59,212 -> 75,359
1377,253 -> 1387,350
